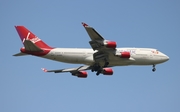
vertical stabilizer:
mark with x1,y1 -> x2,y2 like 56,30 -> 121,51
15,26 -> 52,49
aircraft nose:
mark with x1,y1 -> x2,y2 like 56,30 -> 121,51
162,54 -> 169,62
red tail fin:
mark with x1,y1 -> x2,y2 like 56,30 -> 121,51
15,26 -> 52,49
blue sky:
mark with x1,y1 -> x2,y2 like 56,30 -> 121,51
1,0 -> 180,112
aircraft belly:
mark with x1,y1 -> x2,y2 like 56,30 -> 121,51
107,57 -> 135,66
61,54 -> 86,64
131,56 -> 163,65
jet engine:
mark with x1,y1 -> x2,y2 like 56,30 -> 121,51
76,71 -> 88,78
104,41 -> 117,49
102,68 -> 113,75
116,51 -> 130,58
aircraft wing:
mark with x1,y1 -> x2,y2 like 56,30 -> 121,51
41,65 -> 91,73
82,22 -> 116,51
82,22 -> 104,41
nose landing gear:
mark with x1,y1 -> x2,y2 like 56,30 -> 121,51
152,64 -> 156,72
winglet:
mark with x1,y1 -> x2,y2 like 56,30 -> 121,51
82,22 -> 89,27
41,68 -> 47,72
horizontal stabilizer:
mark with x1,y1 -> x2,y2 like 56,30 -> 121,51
24,40 -> 43,52
13,52 -> 28,56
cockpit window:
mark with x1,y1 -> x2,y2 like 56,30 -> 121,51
152,49 -> 159,54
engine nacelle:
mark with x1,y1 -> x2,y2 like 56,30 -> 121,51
76,71 -> 88,78
116,51 -> 130,58
121,52 -> 130,58
104,41 -> 117,49
102,68 -> 113,75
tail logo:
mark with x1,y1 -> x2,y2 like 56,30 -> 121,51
23,32 -> 41,43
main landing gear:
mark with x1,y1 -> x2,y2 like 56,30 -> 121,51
104,62 -> 109,67
91,64 -> 102,76
96,69 -> 101,76
91,61 -> 110,76
91,65 -> 102,76
152,64 -> 156,72
96,61 -> 109,76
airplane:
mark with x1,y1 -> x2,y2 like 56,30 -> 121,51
13,22 -> 169,78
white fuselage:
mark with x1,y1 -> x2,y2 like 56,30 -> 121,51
42,47 -> 169,66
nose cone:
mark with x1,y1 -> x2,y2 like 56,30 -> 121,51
162,54 -> 169,62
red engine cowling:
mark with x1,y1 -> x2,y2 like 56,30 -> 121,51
77,71 -> 88,78
102,68 -> 113,75
120,52 -> 130,58
105,41 -> 117,49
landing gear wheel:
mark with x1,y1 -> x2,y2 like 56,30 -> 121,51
152,68 -> 156,72
92,63 -> 103,76
152,64 -> 156,72
96,71 -> 100,76
96,69 -> 102,76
